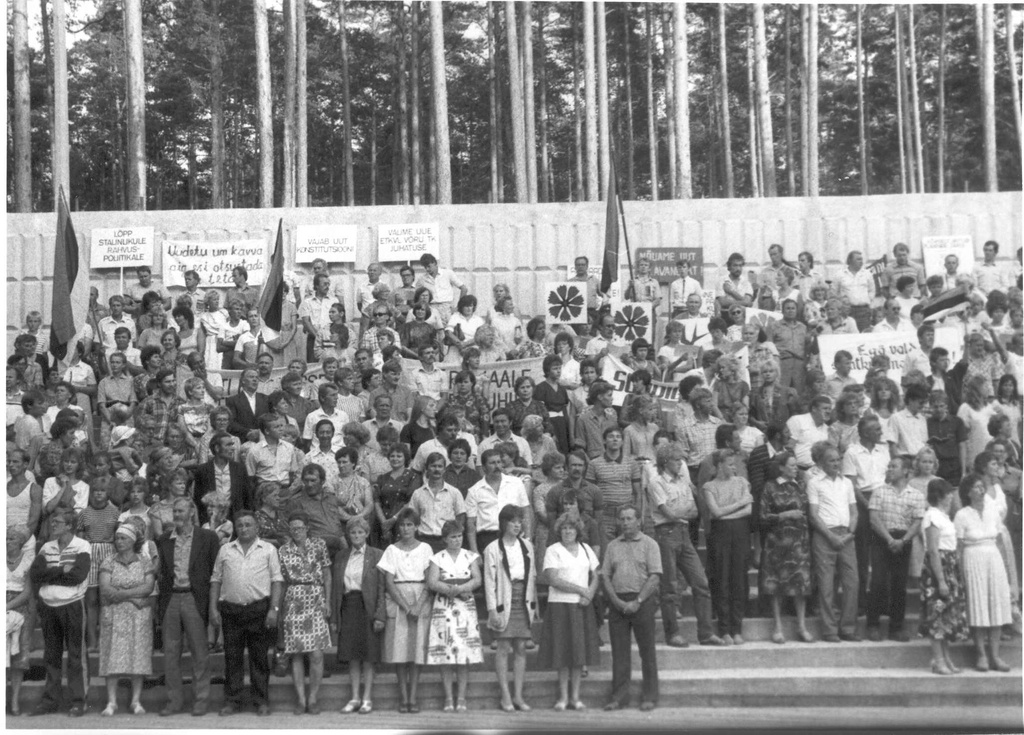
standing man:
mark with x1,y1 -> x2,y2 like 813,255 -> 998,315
97,295 -> 137,352
465,449 -> 532,553
831,251 -> 875,332
716,252 -> 754,314
882,242 -> 926,298
245,414 -> 303,488
786,396 -> 832,471
573,381 -> 620,459
194,432 -> 252,525
976,240 -> 1008,295
136,368 -> 184,442
871,298 -> 914,334
824,351 -> 857,403
125,265 -> 171,315
570,255 -> 605,333
415,253 -> 467,326
941,254 -> 960,292
226,368 -> 270,442
28,508 -> 91,716
601,504 -> 661,712
411,344 -> 447,401
301,383 -> 350,452
225,266 -> 261,312
842,415 -> 891,606
807,442 -> 860,643
298,273 -> 335,362
367,360 -> 415,422
585,426 -> 643,547
157,498 -> 221,717
768,299 -> 810,393
478,408 -> 533,464
209,510 -> 284,717
669,259 -> 703,319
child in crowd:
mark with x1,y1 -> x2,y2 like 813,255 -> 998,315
77,482 -> 121,651
334,367 -> 364,421
87,451 -> 127,508
149,468 -> 191,539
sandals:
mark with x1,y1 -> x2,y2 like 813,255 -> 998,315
553,700 -> 568,711
571,700 -> 586,711
771,631 -> 786,645
931,661 -> 954,675
456,699 -> 468,713
101,704 -> 118,717
443,702 -> 455,713
358,700 -> 373,714
341,699 -> 361,714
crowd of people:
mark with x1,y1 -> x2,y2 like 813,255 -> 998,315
5,241 -> 1022,716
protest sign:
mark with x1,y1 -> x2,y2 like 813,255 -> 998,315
399,356 -> 545,413
636,247 -> 703,284
545,282 -> 588,325
610,301 -> 654,343
922,235 -> 974,277
163,239 -> 268,288
209,363 -> 324,397
564,262 -> 622,300
817,326 -> 962,383
295,224 -> 357,263
673,317 -> 712,348
377,223 -> 440,262
91,227 -> 154,268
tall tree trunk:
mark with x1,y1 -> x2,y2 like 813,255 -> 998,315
662,7 -> 676,198
522,1 -> 537,202
937,5 -> 946,193
51,0 -> 71,207
856,4 -> 868,194
981,3 -> 998,191
622,5 -> 636,200
395,3 -> 409,204
253,0 -> 273,207
645,3 -> 658,201
12,0 -> 31,212
799,4 -> 808,194
583,1 -> 599,200
673,3 -> 691,198
596,0 -> 610,197
718,3 -> 734,198
747,26 -> 760,197
410,1 -> 422,204
538,4 -> 550,202
488,3 -> 499,202
188,133 -> 198,209
429,0 -> 452,204
894,6 -> 907,193
784,6 -> 795,196
572,19 -> 584,202
504,0 -> 528,202
494,3 -> 505,201
1006,4 -> 1023,161
896,7 -> 916,192
752,4 -> 776,197
805,2 -> 818,196
209,0 -> 226,208
907,5 -> 924,193
282,0 -> 296,207
296,0 -> 308,206
339,0 -> 354,205
370,103 -> 377,206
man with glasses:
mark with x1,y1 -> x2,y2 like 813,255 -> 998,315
871,298 -> 914,333
359,306 -> 403,359
716,252 -> 754,314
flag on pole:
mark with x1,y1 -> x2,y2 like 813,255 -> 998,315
257,219 -> 286,333
921,285 -> 970,323
49,187 -> 89,362
866,254 -> 889,296
600,156 -> 620,296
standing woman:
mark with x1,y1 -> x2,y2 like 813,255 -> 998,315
373,444 -> 422,549
401,395 -> 437,460
377,507 -> 433,713
865,377 -> 901,447
994,374 -> 1022,447
279,512 -> 332,715
172,307 -> 204,360
98,523 -> 155,716
535,355 -> 575,454
483,504 -> 538,712
958,376 -> 1005,470
919,479 -> 969,675
331,517 -> 385,715
954,474 -> 1013,671
507,376 -> 549,437
198,291 -> 229,370
539,512 -> 600,711
759,452 -> 813,644
425,520 -> 483,713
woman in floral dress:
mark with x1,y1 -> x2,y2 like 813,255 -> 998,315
759,452 -> 813,644
279,513 -> 333,714
425,520 -> 483,712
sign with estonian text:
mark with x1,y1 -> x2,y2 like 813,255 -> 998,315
922,235 -> 974,277
817,327 -> 962,384
635,247 -> 704,285
294,224 -> 357,263
377,223 -> 440,262
90,227 -> 154,268
162,239 -> 268,288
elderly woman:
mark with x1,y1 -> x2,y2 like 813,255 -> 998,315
920,479 -> 969,675
255,481 -> 291,547
539,511 -> 601,711
6,524 -> 34,715
507,376 -> 549,437
98,523 -> 155,716
331,517 -> 385,715
954,473 -> 1013,672
279,511 -> 333,715
484,504 -> 539,712
378,507 -> 433,713
426,519 -> 483,713
473,325 -> 506,364
759,452 -> 813,644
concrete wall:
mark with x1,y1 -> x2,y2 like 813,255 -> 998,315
7,192 -> 1020,351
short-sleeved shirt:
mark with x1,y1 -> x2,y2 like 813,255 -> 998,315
841,441 -> 891,496
301,407 -> 350,451
245,439 -> 303,484
889,409 -> 929,457
883,261 -> 926,297
544,542 -> 599,604
922,506 -> 957,551
600,533 -> 662,595
869,484 -> 926,532
415,268 -> 465,305
211,538 -> 284,604
648,470 -> 698,525
408,483 -> 467,537
413,366 -> 448,401
377,541 -> 433,582
465,475 -> 530,533
786,413 -> 830,468
585,453 -> 642,512
806,473 -> 856,528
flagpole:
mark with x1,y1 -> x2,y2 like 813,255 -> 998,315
612,148 -> 635,296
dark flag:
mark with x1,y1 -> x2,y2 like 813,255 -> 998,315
49,187 -> 86,362
601,159 -> 620,296
257,219 -> 285,331
921,285 -> 970,322
866,254 -> 889,296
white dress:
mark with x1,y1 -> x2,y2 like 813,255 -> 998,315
377,542 -> 433,664
954,506 -> 1013,627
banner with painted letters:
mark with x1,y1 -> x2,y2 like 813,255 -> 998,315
817,327 -> 962,384
91,227 -> 154,268
397,356 -> 545,413
208,363 -> 324,397
294,224 -> 357,263
162,239 -> 268,288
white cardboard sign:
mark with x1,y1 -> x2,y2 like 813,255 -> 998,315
90,227 -> 154,268
294,224 -> 357,263
922,235 -> 974,277
377,223 -> 440,262
162,239 -> 267,288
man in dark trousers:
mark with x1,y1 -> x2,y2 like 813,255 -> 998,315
193,431 -> 252,525
226,368 -> 269,441
28,508 -> 92,717
157,498 -> 221,716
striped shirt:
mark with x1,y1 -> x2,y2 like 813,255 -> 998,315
585,453 -> 641,514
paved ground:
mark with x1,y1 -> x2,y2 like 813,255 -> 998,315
7,705 -> 1023,732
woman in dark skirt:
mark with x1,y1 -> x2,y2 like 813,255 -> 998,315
534,355 -> 574,454
330,517 -> 385,714
919,479 -> 969,674
483,505 -> 538,712
539,512 -> 600,711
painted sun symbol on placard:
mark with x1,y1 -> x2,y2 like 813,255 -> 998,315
548,283 -> 585,323
613,303 -> 650,341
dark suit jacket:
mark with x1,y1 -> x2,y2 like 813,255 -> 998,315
156,527 -> 221,627
192,459 -> 252,525
330,544 -> 386,628
225,389 -> 269,440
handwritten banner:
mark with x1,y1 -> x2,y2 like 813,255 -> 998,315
636,247 -> 704,285
295,224 -> 357,263
90,227 -> 154,268
163,239 -> 268,288
377,223 -> 440,262
399,356 -> 545,412
922,235 -> 974,277
818,326 -> 962,383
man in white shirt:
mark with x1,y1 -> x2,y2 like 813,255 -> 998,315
298,273 -> 335,362
904,323 -> 935,377
871,298 -> 915,334
669,259 -> 703,319
465,448 -> 532,553
941,254 -> 961,292
125,265 -> 171,315
841,414 -> 890,609
301,384 -> 350,452
831,251 -> 875,332
806,442 -> 859,643
415,253 -> 466,326
411,414 -> 479,471
97,295 -> 137,351
412,344 -> 447,400
785,396 -> 832,469
716,252 -> 754,312
889,384 -> 929,458
477,408 -> 533,465
975,240 -> 1009,295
